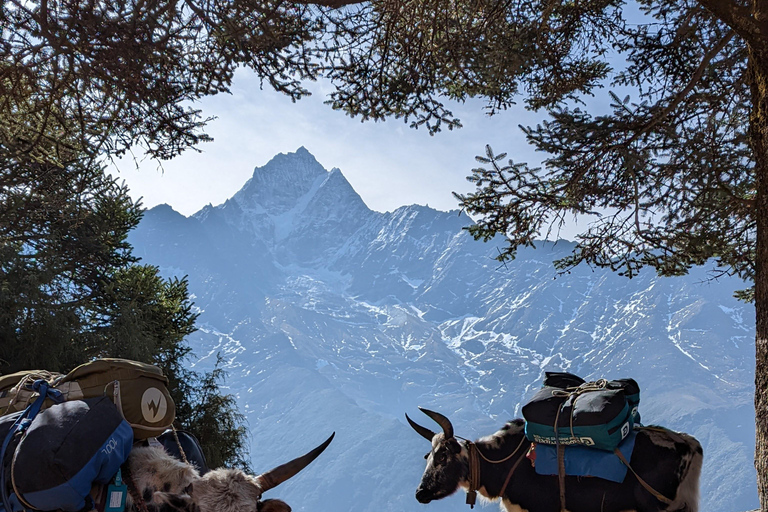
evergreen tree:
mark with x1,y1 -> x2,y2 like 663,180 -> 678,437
0,0 -> 334,163
0,149 -> 247,467
1,0 -> 342,465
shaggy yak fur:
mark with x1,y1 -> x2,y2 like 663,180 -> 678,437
126,446 -> 290,512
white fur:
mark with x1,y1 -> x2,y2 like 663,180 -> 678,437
500,501 -> 530,512
125,446 -> 291,512
127,446 -> 199,507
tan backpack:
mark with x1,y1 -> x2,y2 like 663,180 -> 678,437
0,358 -> 175,440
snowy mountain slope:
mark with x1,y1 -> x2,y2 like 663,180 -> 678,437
129,148 -> 758,512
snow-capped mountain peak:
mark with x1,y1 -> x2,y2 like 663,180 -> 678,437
131,148 -> 758,512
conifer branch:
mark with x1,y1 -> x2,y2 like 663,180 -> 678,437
625,29 -> 735,146
294,0 -> 366,6
696,0 -> 760,46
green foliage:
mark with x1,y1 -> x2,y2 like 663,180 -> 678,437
443,1 -> 755,296
177,358 -> 251,471
324,0 -> 624,133
1,0 -> 326,163
0,156 -> 139,371
0,151 -> 249,468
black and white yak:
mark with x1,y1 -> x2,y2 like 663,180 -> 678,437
122,433 -> 334,512
406,408 -> 702,512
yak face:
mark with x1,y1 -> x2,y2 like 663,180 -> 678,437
415,433 -> 467,504
188,469 -> 265,512
406,408 -> 468,505
128,433 -> 334,512
186,469 -> 290,512
152,472 -> 292,512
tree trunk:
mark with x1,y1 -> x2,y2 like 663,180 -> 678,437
749,48 -> 768,512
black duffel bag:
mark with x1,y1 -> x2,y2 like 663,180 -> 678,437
1,391 -> 133,512
522,372 -> 641,451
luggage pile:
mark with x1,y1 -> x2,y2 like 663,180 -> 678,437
0,359 -> 187,512
522,371 -> 641,452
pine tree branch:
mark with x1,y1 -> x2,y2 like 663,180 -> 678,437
293,0 -> 366,6
696,0 -> 761,46
625,29 -> 735,146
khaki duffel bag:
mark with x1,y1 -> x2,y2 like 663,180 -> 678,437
0,358 -> 175,440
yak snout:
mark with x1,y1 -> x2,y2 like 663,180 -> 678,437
415,487 -> 434,504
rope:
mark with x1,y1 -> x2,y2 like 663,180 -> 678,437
460,434 -> 528,509
553,406 -> 566,512
472,436 -> 526,465
552,379 -> 609,440
4,372 -> 57,415
122,462 -> 150,512
497,446 -> 529,498
11,445 -> 38,511
613,449 -> 673,505
171,425 -> 189,465
557,445 -> 566,512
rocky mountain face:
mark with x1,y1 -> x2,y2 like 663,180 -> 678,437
129,147 -> 758,512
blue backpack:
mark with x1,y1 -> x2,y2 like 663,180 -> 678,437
1,381 -> 133,512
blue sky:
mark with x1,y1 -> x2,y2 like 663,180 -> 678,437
115,69 -> 548,217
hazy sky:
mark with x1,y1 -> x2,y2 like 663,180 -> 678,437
115,69 -> 548,218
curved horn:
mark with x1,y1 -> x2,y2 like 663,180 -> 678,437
406,413 -> 436,441
419,407 -> 454,439
254,432 -> 335,493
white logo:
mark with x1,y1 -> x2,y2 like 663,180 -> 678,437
102,437 -> 118,455
141,388 -> 168,423
621,422 -> 631,439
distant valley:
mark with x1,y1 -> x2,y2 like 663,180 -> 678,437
129,147 -> 758,512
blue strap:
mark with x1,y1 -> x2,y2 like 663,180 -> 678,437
1,380 -> 64,512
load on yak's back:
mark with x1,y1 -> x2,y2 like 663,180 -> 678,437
406,371 -> 703,512
0,358 -> 334,512
522,372 -> 641,451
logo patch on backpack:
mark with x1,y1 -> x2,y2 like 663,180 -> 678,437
621,422 -> 631,439
141,388 -> 168,423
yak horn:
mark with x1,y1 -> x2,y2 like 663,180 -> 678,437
406,413 -> 436,441
254,432 -> 335,492
419,407 -> 454,440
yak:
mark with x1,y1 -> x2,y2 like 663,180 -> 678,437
123,433 -> 335,512
407,407 -> 701,512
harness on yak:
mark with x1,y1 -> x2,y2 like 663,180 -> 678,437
521,372 -> 672,512
460,435 -> 528,508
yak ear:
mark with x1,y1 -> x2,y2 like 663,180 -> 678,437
258,499 -> 291,512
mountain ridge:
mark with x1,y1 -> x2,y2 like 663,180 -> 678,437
130,148 -> 758,512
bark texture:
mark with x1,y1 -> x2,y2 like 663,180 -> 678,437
749,47 -> 768,512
